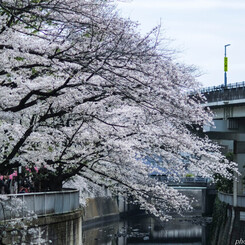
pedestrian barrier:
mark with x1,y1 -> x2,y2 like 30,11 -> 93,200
0,188 -> 80,220
218,191 -> 245,207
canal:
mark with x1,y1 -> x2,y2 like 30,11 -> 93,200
82,214 -> 211,245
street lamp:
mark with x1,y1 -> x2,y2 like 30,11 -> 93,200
224,44 -> 231,87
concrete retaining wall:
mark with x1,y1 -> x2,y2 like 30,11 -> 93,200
1,195 -> 124,244
211,197 -> 245,245
82,196 -> 120,228
1,189 -> 213,244
2,209 -> 83,245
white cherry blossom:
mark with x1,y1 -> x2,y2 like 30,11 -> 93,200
0,0 -> 237,220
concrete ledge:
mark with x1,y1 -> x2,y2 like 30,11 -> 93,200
82,213 -> 120,230
35,208 -> 83,226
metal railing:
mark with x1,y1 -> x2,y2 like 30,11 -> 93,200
199,82 -> 245,104
154,175 -> 210,187
201,81 -> 245,94
0,188 -> 80,220
218,191 -> 245,207
188,82 -> 245,105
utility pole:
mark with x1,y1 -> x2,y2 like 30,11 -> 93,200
224,44 -> 231,87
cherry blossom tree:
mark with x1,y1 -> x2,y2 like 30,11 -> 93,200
0,0 -> 237,220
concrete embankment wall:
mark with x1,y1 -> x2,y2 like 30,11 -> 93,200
82,188 -> 216,227
81,195 -> 140,227
1,195 -> 126,244
82,196 -> 121,228
2,189 -> 213,244
211,198 -> 245,245
2,209 -> 83,245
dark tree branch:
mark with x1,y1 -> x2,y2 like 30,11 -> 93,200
0,115 -> 36,172
3,72 -> 77,112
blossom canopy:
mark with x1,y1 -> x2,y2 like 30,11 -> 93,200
0,0 -> 236,220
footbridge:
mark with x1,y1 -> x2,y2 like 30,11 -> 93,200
171,182 -> 215,216
152,176 -> 216,215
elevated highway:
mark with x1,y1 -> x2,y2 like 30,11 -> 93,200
201,82 -> 245,194
202,82 -> 245,120
202,82 -> 245,106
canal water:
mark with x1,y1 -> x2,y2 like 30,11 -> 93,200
82,214 -> 211,245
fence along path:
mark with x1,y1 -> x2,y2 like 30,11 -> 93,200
0,188 -> 80,220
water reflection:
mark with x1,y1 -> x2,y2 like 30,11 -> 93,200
82,215 -> 210,245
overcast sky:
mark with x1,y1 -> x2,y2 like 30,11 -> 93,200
116,0 -> 245,87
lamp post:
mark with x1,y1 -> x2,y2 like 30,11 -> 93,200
224,44 -> 231,87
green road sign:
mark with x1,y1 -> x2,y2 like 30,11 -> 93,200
224,57 -> 228,71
